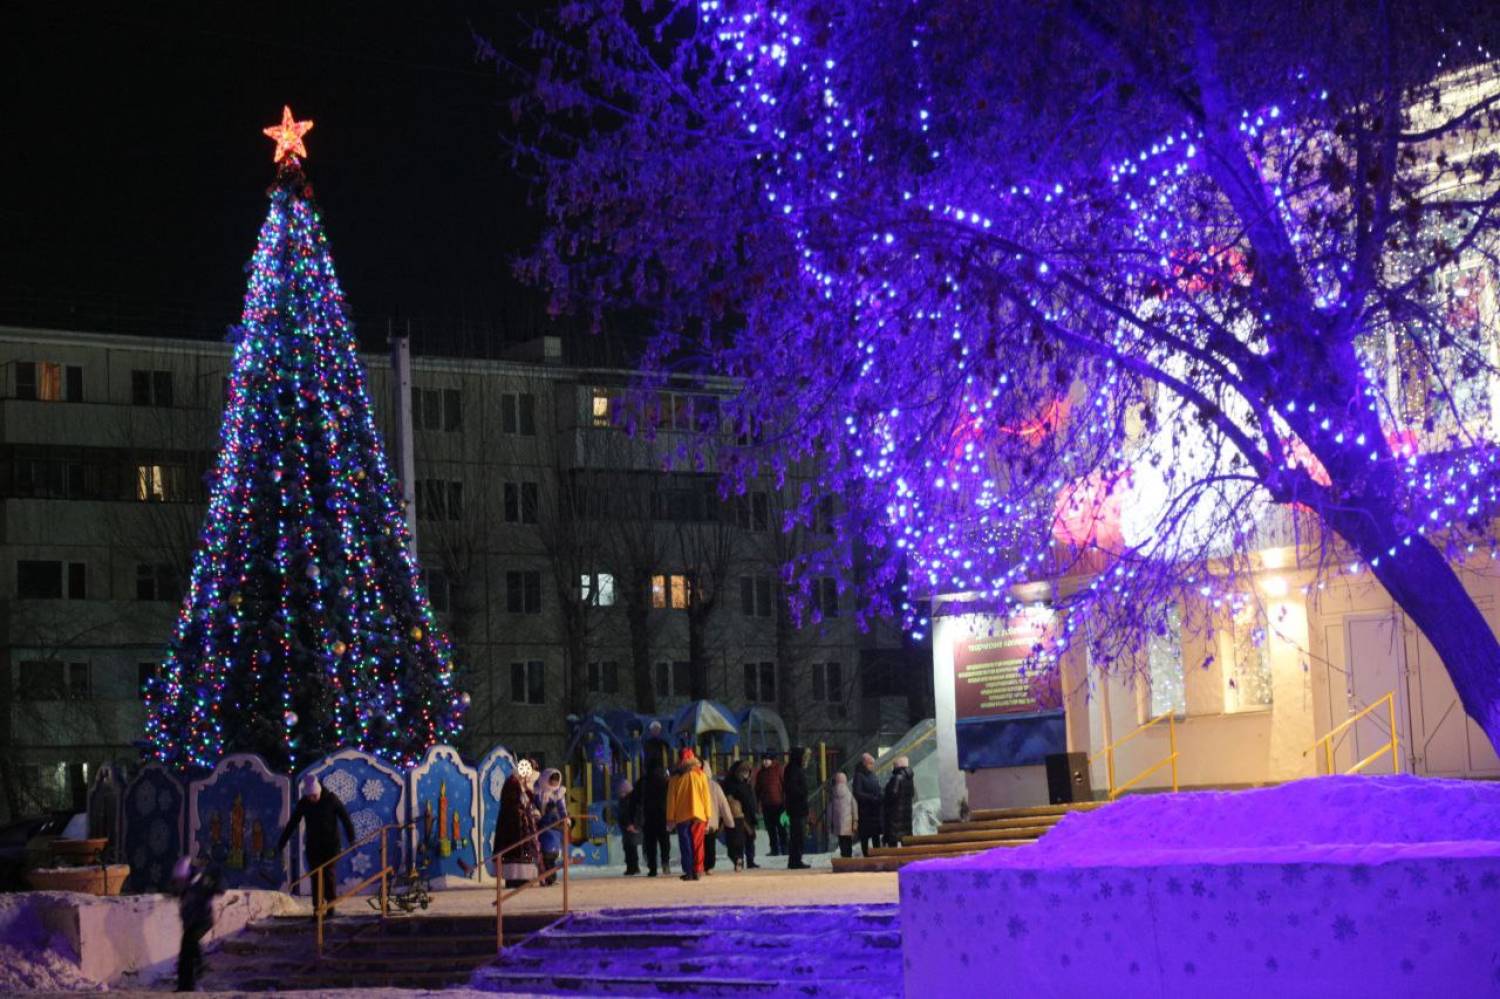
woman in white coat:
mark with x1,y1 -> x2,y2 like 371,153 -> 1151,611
703,762 -> 736,874
828,772 -> 856,859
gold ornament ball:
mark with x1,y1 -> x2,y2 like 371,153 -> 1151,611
409,626 -> 424,641
229,593 -> 244,608
332,641 -> 347,656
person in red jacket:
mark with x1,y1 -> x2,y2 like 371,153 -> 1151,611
754,752 -> 786,857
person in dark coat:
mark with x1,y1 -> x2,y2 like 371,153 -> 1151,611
782,747 -> 810,869
172,856 -> 223,992
882,757 -> 916,848
276,775 -> 355,914
754,752 -> 786,856
616,777 -> 642,876
722,760 -> 760,869
639,757 -> 672,876
852,753 -> 884,857
493,761 -> 541,887
642,720 -> 674,774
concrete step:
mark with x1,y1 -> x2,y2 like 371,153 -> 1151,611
967,801 -> 1105,822
500,946 -> 900,976
831,846 -> 1002,872
468,904 -> 904,997
906,825 -> 1055,846
936,813 -> 1069,834
473,966 -> 897,997
199,912 -> 550,992
867,838 -> 1035,858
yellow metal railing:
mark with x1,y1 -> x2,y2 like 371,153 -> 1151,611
1103,711 -> 1179,799
291,821 -> 412,956
1310,691 -> 1400,776
490,813 -> 584,953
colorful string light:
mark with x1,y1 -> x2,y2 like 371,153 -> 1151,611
143,117 -> 464,773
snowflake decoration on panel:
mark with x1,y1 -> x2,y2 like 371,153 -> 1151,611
134,791 -> 155,818
350,808 -> 382,841
323,770 -> 357,804
157,788 -> 176,813
148,819 -> 169,854
351,852 -> 372,876
361,778 -> 387,803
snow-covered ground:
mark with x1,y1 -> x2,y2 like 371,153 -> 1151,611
902,775 -> 1500,997
0,850 -> 896,992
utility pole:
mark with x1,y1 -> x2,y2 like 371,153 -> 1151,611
389,320 -> 418,553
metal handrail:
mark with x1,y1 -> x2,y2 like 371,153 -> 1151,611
290,821 -> 413,957
1309,691 -> 1400,775
1102,711 -> 1180,799
489,812 -> 585,953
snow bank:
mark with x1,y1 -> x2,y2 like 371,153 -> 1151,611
1034,774 -> 1500,858
901,776 -> 1500,997
0,889 -> 299,990
0,896 -> 97,992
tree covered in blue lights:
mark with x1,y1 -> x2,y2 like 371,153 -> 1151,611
144,111 -> 465,772
505,3 -> 1500,750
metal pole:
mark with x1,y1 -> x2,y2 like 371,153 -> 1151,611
315,871 -> 324,957
1168,715 -> 1178,793
562,826 -> 571,915
380,829 -> 389,919
389,324 -> 418,553
495,856 -> 504,953
1388,694 -> 1400,773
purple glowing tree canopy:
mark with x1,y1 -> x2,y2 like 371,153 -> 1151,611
504,2 -> 1500,749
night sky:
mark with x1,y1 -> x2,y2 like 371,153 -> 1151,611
3,2 -> 547,351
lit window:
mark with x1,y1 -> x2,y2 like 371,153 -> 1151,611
1226,605 -> 1273,712
651,573 -> 690,609
590,387 -> 616,428
1148,608 -> 1186,717
581,572 -> 616,607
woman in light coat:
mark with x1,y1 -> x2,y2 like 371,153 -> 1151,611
827,772 -> 856,858
703,762 -> 735,874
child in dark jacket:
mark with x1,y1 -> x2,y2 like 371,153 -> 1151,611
173,856 -> 224,992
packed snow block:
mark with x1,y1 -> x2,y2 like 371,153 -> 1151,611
901,776 -> 1500,997
189,753 -> 291,891
0,889 -> 296,987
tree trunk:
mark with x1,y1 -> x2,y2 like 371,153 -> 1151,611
774,603 -> 802,744
626,576 -> 657,714
562,605 -> 590,717
1325,503 -> 1500,755
687,608 -> 711,701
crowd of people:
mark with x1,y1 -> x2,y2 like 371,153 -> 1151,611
613,746 -> 917,876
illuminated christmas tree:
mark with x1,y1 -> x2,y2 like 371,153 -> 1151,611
144,107 -> 466,772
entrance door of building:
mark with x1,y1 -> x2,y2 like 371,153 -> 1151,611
1330,615 -> 1409,775
1405,602 -> 1500,778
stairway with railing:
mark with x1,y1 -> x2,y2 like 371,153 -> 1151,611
1309,691 -> 1401,775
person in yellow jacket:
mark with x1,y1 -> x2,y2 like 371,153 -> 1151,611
666,747 -> 711,881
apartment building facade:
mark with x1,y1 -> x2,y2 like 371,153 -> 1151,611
0,325 -> 922,821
